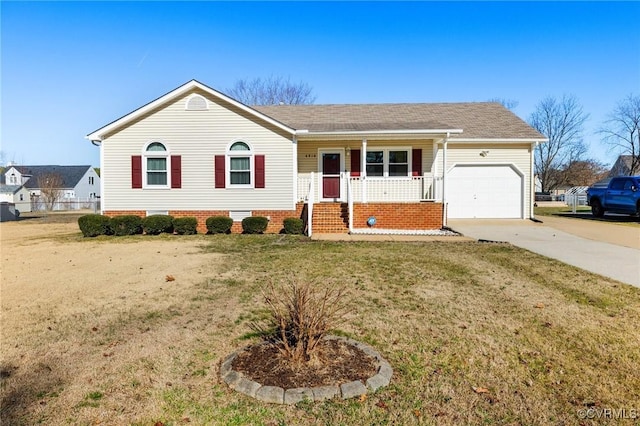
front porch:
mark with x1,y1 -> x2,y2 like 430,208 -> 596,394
297,174 -> 445,235
294,135 -> 453,235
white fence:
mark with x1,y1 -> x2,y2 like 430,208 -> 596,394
564,186 -> 588,212
30,197 -> 101,213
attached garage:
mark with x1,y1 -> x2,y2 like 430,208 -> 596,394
446,164 -> 523,219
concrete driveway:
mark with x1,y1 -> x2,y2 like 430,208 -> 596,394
448,218 -> 640,288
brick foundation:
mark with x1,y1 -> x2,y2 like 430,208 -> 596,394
104,205 -> 305,234
103,202 -> 443,235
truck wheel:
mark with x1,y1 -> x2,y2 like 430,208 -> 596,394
591,199 -> 604,218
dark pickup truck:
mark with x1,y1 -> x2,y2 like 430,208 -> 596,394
586,176 -> 640,217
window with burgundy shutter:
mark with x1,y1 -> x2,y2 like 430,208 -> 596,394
363,147 -> 412,177
171,155 -> 182,188
132,156 -> 142,188
255,155 -> 265,188
412,149 -> 422,176
350,149 -> 361,177
215,155 -> 225,188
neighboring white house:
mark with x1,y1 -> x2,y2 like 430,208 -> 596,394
0,184 -> 31,213
3,165 -> 100,211
86,80 -> 546,234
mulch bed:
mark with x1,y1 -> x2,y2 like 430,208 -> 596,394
232,339 -> 378,389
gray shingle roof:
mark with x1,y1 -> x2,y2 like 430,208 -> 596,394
12,166 -> 92,189
254,102 -> 545,139
0,185 -> 23,194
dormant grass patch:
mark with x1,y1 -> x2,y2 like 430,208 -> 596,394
1,216 -> 638,425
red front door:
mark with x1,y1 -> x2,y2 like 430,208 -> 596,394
322,153 -> 341,199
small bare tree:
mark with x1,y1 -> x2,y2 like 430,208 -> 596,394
38,172 -> 64,211
598,94 -> 640,175
251,278 -> 348,364
529,95 -> 589,192
226,76 -> 316,106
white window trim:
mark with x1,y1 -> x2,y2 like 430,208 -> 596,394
226,140 -> 254,188
365,146 -> 412,179
143,141 -> 171,189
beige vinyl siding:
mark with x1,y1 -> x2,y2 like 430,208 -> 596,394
297,139 -> 435,174
102,89 -> 294,211
435,143 -> 533,218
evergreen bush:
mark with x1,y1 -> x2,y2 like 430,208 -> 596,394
110,215 -> 143,236
242,216 -> 269,234
283,217 -> 304,234
78,214 -> 112,237
173,217 -> 198,235
142,215 -> 174,235
205,216 -> 233,234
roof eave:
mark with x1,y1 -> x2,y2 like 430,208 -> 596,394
447,137 -> 549,143
86,80 -> 297,142
297,128 -> 464,137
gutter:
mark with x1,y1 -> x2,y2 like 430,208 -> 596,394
295,129 -> 463,137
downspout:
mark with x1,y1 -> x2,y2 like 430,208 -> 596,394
91,139 -> 104,214
442,132 -> 449,227
530,141 -> 539,220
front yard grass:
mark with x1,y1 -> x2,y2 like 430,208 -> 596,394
534,205 -> 592,216
2,233 -> 639,425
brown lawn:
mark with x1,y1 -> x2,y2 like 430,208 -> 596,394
1,212 -> 639,425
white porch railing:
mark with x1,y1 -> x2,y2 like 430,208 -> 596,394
349,176 -> 441,202
297,173 -> 442,203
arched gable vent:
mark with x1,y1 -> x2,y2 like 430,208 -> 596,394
186,95 -> 208,110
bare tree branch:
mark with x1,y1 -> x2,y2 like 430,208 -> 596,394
598,94 -> 640,175
37,172 -> 64,211
487,98 -> 519,110
226,76 -> 316,106
529,95 -> 589,192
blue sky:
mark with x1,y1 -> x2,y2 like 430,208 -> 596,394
2,1 -> 638,167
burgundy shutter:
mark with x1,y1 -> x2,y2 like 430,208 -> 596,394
131,155 -> 142,188
350,149 -> 361,177
170,155 -> 181,188
412,149 -> 422,176
214,155 -> 225,188
255,155 -> 265,188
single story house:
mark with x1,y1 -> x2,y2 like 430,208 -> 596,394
3,165 -> 100,211
86,80 -> 546,235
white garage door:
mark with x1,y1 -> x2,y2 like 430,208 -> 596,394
447,165 -> 523,218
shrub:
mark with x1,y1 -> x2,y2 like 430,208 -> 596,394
283,217 -> 304,234
110,215 -> 143,236
206,216 -> 233,234
142,215 -> 174,235
78,214 -> 112,237
173,217 -> 198,235
242,216 -> 269,234
251,279 -> 348,364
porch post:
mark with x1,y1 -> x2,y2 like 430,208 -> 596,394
308,172 -> 314,236
442,133 -> 449,227
361,138 -> 367,204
